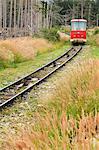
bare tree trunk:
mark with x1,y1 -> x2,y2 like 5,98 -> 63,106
35,3 -> 38,33
35,0 -> 39,32
97,14 -> 99,26
21,0 -> 23,29
14,0 -> 16,36
17,0 -> 21,29
38,1 -> 42,30
49,4 -> 52,28
41,1 -> 45,28
3,0 -> 7,28
46,4 -> 49,29
9,0 -> 13,31
88,2 -> 91,27
27,0 -> 30,27
72,0 -> 75,19
31,0 -> 33,33
0,0 -> 51,38
44,1 -> 48,28
81,0 -> 84,18
0,0 -> 2,30
25,0 -> 28,34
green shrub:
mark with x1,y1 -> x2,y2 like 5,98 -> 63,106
60,26 -> 70,34
94,28 -> 99,35
41,27 -> 60,42
0,60 -> 16,69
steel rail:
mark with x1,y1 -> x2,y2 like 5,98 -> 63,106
0,47 -> 73,92
0,46 -> 82,109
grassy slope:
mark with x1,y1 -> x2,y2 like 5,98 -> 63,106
87,29 -> 99,58
0,44 -> 69,88
91,46 -> 99,58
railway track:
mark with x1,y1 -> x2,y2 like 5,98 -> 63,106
0,46 -> 82,109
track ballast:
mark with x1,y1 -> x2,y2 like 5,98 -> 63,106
0,46 -> 82,109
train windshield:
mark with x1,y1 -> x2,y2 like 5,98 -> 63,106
71,21 -> 86,30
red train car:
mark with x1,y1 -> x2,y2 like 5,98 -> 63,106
70,19 -> 87,44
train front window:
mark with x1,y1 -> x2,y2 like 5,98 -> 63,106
71,21 -> 86,30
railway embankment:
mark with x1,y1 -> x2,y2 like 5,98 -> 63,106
0,43 -> 99,149
0,27 -> 99,149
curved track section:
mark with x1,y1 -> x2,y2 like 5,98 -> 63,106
0,46 -> 82,109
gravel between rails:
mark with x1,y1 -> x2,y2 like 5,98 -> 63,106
0,46 -> 89,142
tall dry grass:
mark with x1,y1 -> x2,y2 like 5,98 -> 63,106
0,46 -> 14,67
1,59 -> 99,150
0,37 -> 53,67
87,27 -> 99,46
2,112 -> 99,150
31,38 -> 53,54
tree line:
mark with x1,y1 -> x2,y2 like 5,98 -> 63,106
0,0 -> 53,38
51,0 -> 99,27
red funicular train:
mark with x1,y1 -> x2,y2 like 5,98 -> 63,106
70,19 -> 87,44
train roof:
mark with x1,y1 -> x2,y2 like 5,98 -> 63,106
71,19 -> 87,22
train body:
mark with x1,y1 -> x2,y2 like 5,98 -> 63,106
70,19 -> 87,44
